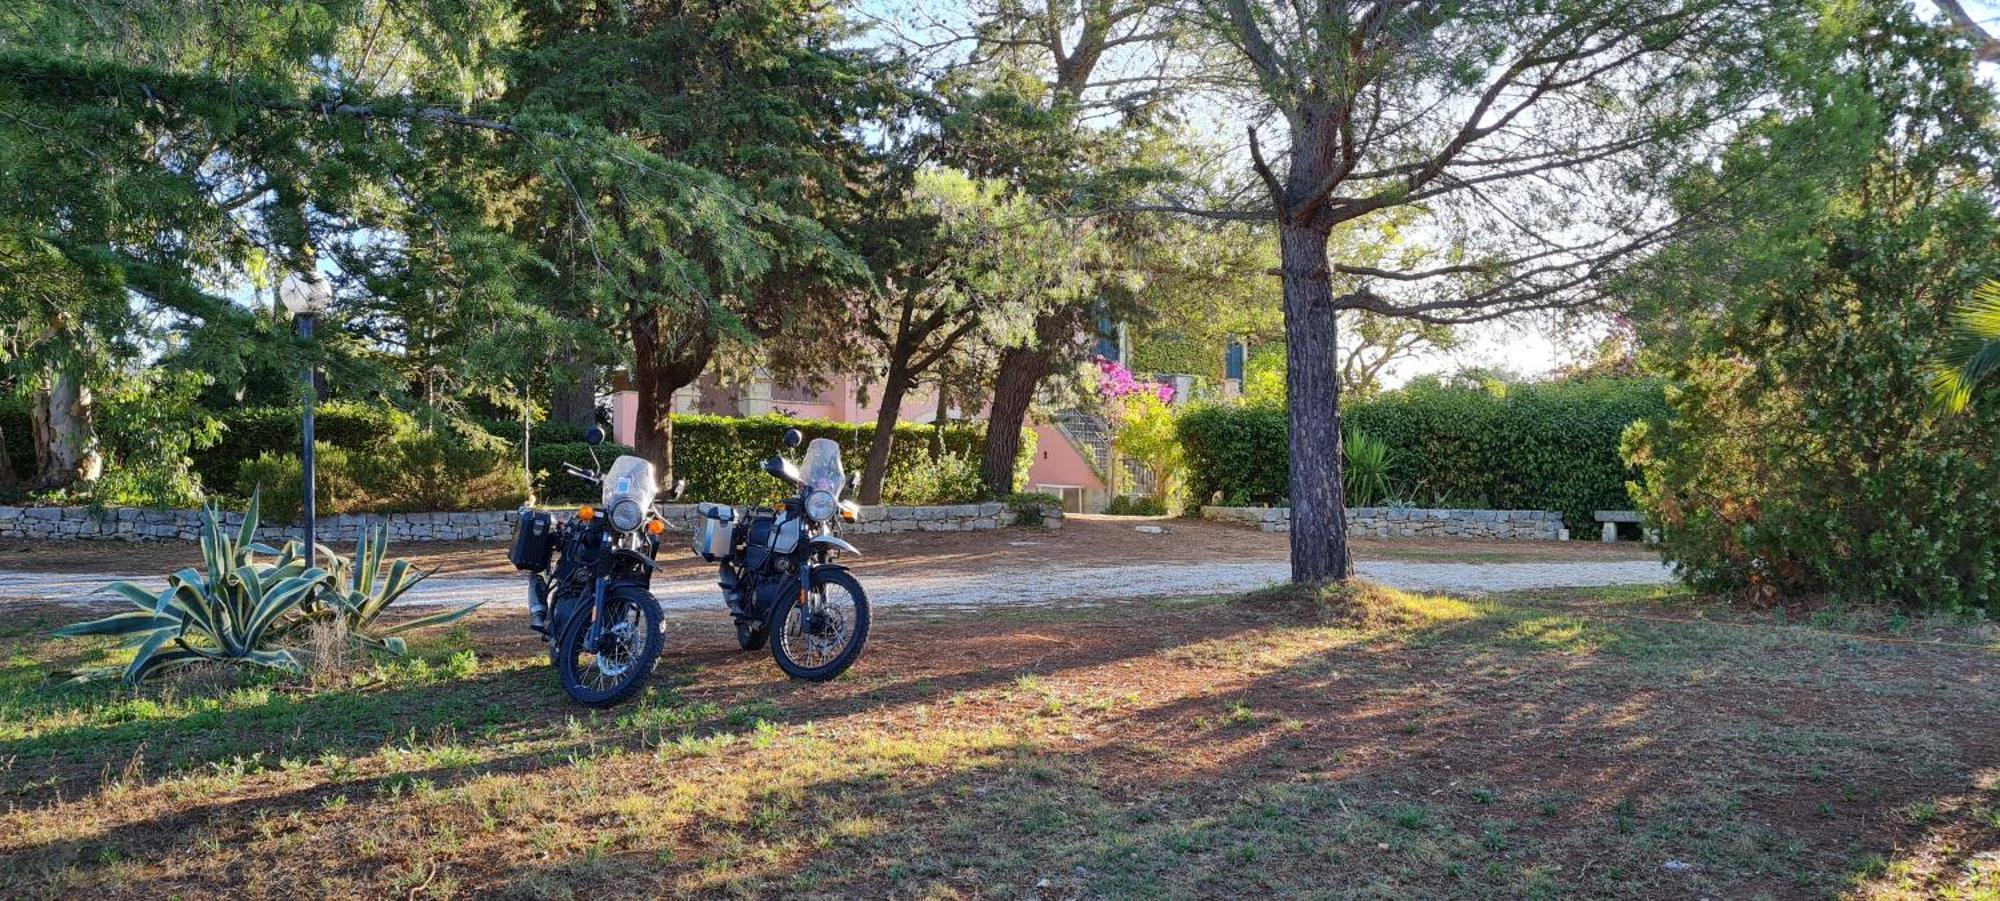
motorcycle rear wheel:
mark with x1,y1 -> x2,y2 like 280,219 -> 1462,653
555,584 -> 664,707
767,570 -> 869,682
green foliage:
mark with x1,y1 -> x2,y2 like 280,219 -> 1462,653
1932,282 -> 2000,413
0,393 -> 34,487
361,430 -> 529,513
88,369 -> 222,508
1102,495 -> 1167,516
1111,392 -> 1186,512
235,444 -> 366,522
1623,6 -> 1999,613
1341,430 -> 1391,508
1178,379 -> 1666,531
659,414 -> 997,506
882,451 -> 984,506
54,494 -> 324,685
1129,336 -> 1222,379
195,403 -> 413,496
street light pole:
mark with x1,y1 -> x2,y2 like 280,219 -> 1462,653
281,270 -> 333,564
298,310 -> 318,559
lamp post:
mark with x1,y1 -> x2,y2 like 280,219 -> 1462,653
280,270 -> 334,562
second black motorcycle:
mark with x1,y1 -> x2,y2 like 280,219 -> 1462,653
691,428 -> 871,681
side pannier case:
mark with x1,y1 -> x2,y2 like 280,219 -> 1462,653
692,502 -> 735,563
509,509 -> 556,572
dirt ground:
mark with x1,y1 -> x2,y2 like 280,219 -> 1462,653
0,514 -> 1659,577
2,583 -> 1993,898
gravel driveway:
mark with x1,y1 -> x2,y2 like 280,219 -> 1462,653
0,558 -> 1675,612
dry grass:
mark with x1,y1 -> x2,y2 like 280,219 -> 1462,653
1,583 -> 1994,899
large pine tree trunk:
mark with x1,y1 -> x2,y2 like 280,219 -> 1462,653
978,306 -> 1082,496
30,369 -> 102,491
1278,218 -> 1350,584
979,344 -> 1051,496
630,309 -> 713,487
550,362 -> 598,429
858,370 -> 911,505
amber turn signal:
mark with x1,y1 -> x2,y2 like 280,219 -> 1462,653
646,519 -> 666,536
577,505 -> 595,522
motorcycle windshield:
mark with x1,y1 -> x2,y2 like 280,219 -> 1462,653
800,438 -> 844,498
601,455 -> 659,509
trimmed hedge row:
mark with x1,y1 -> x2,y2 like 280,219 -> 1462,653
1178,378 -> 1668,533
191,408 -> 1009,508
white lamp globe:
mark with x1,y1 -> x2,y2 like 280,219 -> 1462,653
279,271 -> 333,318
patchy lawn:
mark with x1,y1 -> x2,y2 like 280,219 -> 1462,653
2,584 -> 1994,899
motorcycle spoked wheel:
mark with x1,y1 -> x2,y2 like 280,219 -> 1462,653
555,585 -> 664,707
766,570 -> 869,682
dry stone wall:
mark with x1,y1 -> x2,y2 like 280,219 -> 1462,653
1202,505 -> 1565,540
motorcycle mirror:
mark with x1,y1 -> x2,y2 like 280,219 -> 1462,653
584,426 -> 606,447
671,478 -> 688,501
781,428 -> 803,449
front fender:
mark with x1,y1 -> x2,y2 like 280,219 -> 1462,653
806,562 -> 853,588
808,535 -> 860,557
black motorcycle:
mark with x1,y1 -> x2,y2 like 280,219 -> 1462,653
508,427 -> 677,707
691,428 -> 871,681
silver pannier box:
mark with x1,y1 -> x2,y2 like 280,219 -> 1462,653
692,502 -> 734,562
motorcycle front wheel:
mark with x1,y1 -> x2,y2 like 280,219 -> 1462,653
555,584 -> 664,707
767,569 -> 869,682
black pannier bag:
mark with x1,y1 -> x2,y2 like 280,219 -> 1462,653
509,509 -> 556,572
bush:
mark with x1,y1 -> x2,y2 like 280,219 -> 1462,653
1102,495 -> 1167,516
1178,378 -> 1667,532
0,393 -> 35,485
1111,392 -> 1186,513
882,450 -> 983,505
194,402 -> 412,492
665,414 -> 995,505
235,444 -> 367,522
362,430 -> 529,513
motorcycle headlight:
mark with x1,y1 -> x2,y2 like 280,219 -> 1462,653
805,490 -> 837,522
609,498 -> 643,532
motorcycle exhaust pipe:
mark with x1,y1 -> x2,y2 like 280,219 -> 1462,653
527,573 -> 549,633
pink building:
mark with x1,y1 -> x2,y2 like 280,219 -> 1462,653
609,372 -> 1111,512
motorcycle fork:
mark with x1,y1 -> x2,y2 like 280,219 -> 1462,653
586,577 -> 608,646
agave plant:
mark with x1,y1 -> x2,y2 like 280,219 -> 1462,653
55,493 -> 328,684
308,520 -> 480,654
1342,429 -> 1394,508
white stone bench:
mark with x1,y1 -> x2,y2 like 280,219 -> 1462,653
1593,510 -> 1654,543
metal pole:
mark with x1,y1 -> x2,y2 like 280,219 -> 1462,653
299,312 -> 317,563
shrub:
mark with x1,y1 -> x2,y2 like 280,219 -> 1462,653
1111,391 -> 1186,512
0,393 -> 31,484
882,450 -> 983,505
1102,494 -> 1167,516
362,430 -> 529,513
235,443 -> 366,522
1004,491 -> 1062,526
194,402 -> 411,491
1178,378 -> 1667,532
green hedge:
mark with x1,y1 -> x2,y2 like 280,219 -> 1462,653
192,408 -> 1015,509
1178,378 -> 1668,533
191,402 -> 413,493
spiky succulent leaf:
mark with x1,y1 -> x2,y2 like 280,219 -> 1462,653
52,610 -> 183,637
381,602 -> 484,635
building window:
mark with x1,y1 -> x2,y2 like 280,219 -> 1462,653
1036,484 -> 1085,514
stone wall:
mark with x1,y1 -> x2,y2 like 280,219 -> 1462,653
1202,505 -> 1565,540
0,499 -> 1064,544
